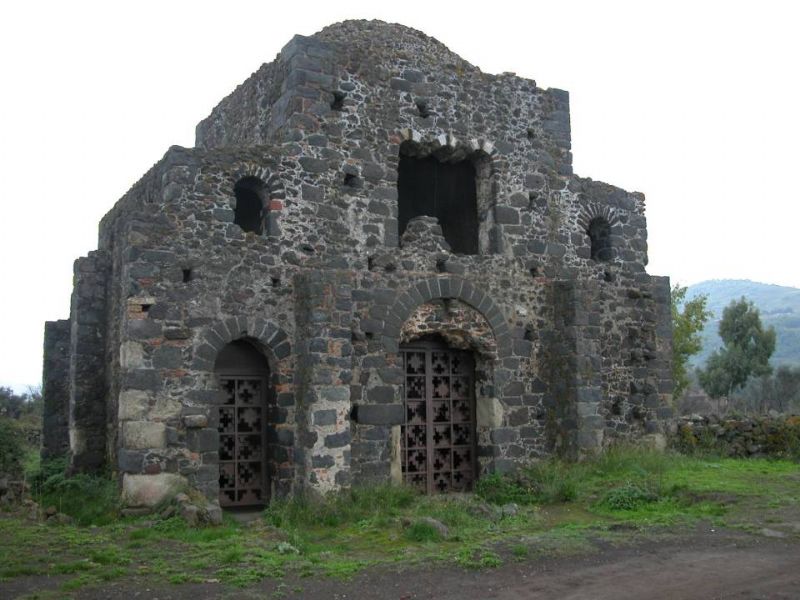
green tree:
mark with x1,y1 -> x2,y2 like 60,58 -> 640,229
0,387 -> 25,419
0,386 -> 42,421
671,284 -> 711,398
0,418 -> 25,477
699,297 -> 776,400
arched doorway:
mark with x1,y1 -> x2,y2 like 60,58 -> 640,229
214,340 -> 271,508
400,338 -> 477,493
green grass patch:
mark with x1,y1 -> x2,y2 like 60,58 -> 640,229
53,560 -> 93,574
475,459 -> 579,505
404,520 -> 443,543
1,447 -> 799,591
1,565 -> 43,578
323,559 -> 370,579
129,515 -> 239,543
511,544 -> 529,559
61,573 -> 96,591
455,547 -> 503,569
600,482 -> 659,511
265,484 -> 417,529
88,547 -> 131,566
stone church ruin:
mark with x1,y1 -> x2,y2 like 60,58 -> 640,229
41,20 -> 673,511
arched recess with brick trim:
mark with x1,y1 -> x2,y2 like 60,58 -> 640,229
375,276 -> 516,484
191,316 -> 297,502
229,163 -> 287,237
577,204 -> 620,263
381,276 -> 512,358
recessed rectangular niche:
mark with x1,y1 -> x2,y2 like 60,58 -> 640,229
398,154 -> 479,255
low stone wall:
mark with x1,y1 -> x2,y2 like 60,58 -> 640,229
672,414 -> 800,458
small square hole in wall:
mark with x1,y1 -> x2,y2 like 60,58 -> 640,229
271,277 -> 281,288
343,173 -> 359,188
330,91 -> 345,111
416,100 -> 431,118
141,303 -> 152,314
182,268 -> 193,283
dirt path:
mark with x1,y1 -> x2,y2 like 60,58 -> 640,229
4,525 -> 799,599
259,529 -> 800,600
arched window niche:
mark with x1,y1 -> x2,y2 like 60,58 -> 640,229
587,216 -> 612,262
233,176 -> 267,235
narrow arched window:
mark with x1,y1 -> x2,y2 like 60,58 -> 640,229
234,177 -> 266,234
587,217 -> 612,261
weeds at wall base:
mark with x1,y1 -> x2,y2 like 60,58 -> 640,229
23,456 -> 119,526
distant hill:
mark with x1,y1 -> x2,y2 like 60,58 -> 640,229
685,279 -> 800,368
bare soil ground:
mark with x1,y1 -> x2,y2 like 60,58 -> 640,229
3,523 -> 799,600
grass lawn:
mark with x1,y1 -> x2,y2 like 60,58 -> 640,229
2,447 -> 799,596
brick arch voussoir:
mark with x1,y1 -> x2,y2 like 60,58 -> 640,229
230,163 -> 286,205
398,129 -> 499,161
193,316 -> 292,373
384,276 -> 512,359
577,203 -> 618,233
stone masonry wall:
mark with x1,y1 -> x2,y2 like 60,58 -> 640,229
67,251 -> 110,473
41,320 -> 70,459
45,20 -> 673,508
673,414 -> 800,458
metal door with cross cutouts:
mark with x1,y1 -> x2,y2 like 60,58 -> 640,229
401,344 -> 477,493
218,377 -> 267,507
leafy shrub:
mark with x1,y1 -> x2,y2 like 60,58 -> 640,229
28,456 -> 68,492
600,481 -> 659,511
764,421 -> 800,459
0,418 -> 25,477
672,425 -> 725,456
29,457 -> 118,526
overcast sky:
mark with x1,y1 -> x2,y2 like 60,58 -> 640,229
1,0 -> 798,391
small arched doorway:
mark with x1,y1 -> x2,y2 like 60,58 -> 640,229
400,338 -> 477,493
214,339 -> 271,508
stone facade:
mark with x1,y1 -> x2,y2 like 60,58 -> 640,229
42,20 -> 673,508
